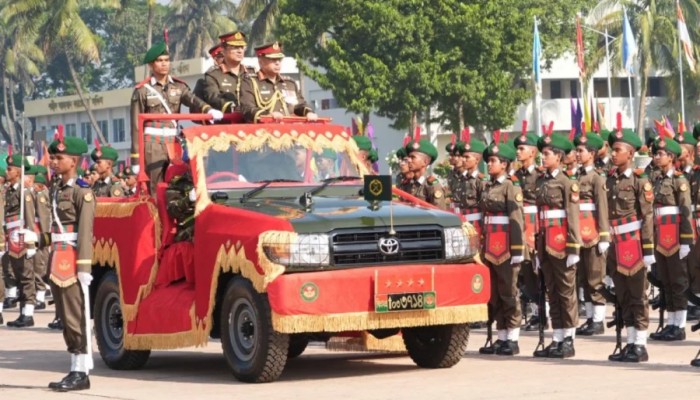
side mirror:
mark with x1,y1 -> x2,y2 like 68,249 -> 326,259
211,191 -> 229,203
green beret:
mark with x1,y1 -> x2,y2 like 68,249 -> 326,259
0,167 -> 5,178
352,136 -> 373,152
35,173 -> 47,184
395,147 -> 407,159
91,146 -> 119,162
445,141 -> 462,155
6,154 -> 30,169
537,134 -> 573,153
512,132 -> 539,148
405,139 -> 438,164
77,167 -> 86,177
48,136 -> 88,156
317,148 -> 337,160
33,165 -> 47,175
24,165 -> 38,175
694,123 -> 700,141
608,129 -> 642,151
676,131 -> 697,146
598,129 -> 611,141
89,164 -> 98,173
483,141 -> 516,162
574,133 -> 605,151
368,148 -> 379,163
458,139 -> 486,156
143,41 -> 168,64
652,136 -> 682,157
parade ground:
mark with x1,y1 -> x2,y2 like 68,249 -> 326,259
0,307 -> 698,400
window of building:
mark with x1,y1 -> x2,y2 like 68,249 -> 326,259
648,77 -> 663,97
65,123 -> 77,137
320,98 -> 339,110
593,78 -> 609,98
113,118 -> 125,143
550,81 -> 562,99
620,79 -> 635,97
570,80 -> 578,98
97,120 -> 109,141
80,122 -> 92,144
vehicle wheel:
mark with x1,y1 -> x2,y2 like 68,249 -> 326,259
94,271 -> 150,370
402,324 -> 469,368
220,277 -> 289,383
287,334 -> 309,359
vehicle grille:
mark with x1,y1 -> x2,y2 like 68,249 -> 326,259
331,226 -> 444,266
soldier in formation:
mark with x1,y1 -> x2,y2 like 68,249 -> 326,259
397,138 -> 447,209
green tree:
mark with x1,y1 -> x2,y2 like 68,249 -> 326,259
166,0 -> 238,60
236,0 -> 279,51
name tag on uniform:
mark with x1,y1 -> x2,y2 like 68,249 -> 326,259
221,81 -> 232,87
169,89 -> 182,97
260,89 -> 271,95
146,93 -> 160,99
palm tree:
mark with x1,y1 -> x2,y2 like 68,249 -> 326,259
236,0 -> 279,51
166,0 -> 237,60
1,0 -> 122,144
587,0 -> 700,137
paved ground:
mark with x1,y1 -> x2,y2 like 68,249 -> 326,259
1,307 -> 699,400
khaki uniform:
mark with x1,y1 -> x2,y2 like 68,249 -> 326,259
130,75 -> 211,189
446,169 -> 460,209
535,169 -> 581,330
652,169 -> 693,312
165,173 -> 195,242
92,176 -> 124,198
687,165 -> 700,294
202,64 -> 255,113
397,175 -> 447,210
34,188 -> 52,296
0,183 -> 8,303
514,164 -> 541,304
606,168 -> 654,331
480,174 -> 524,330
240,71 -> 312,122
50,178 -> 95,355
595,156 -> 613,176
5,184 -> 38,306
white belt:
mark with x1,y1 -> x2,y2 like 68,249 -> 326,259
654,206 -> 679,217
579,203 -> 596,211
5,220 -> 21,230
523,206 -> 537,214
692,205 -> 697,211
51,233 -> 78,242
144,127 -> 177,137
540,209 -> 566,219
612,220 -> 642,235
485,216 -> 509,225
464,212 -> 482,222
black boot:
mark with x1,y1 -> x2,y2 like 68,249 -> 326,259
608,344 -> 632,362
35,301 -> 46,310
660,326 -> 686,341
577,321 -> 604,336
650,325 -> 672,340
533,341 -> 558,358
548,337 -> 575,358
690,358 -> 700,367
7,314 -> 34,328
525,315 -> 548,332
479,339 -> 504,355
48,317 -> 63,330
622,345 -> 648,363
3,297 -> 18,309
0,312 -> 3,325
48,371 -> 90,392
496,340 -> 520,356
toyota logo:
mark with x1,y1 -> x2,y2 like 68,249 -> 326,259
378,237 -> 400,255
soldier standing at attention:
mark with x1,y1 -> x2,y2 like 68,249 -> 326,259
26,165 -> 52,311
595,129 -> 613,175
130,41 -> 223,191
47,134 -> 95,391
455,133 -> 487,236
352,136 -> 375,174
398,138 -> 447,210
0,167 -> 6,323
677,127 -> 700,319
478,133 -> 525,356
533,132 -> 581,359
445,134 -> 461,208
90,144 -> 123,197
394,147 -> 411,185
648,133 -> 693,342
122,167 -> 138,196
512,128 -> 544,331
240,41 -> 318,123
203,32 -> 255,114
563,130 -> 579,178
192,43 -> 224,104
573,132 -> 610,336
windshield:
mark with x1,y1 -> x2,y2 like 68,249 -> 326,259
203,143 -> 362,190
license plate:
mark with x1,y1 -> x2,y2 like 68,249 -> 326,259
375,291 -> 437,313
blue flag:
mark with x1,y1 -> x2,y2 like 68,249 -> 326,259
622,9 -> 637,74
533,17 -> 542,91
575,98 -> 583,135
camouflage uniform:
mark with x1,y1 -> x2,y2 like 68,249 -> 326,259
165,172 -> 195,242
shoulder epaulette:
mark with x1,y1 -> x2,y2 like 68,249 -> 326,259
171,76 -> 187,85
76,178 -> 90,188
134,77 -> 150,89
510,175 -> 521,186
675,170 -> 685,178
427,176 -> 436,185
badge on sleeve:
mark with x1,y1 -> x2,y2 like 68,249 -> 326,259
515,192 -> 523,202
84,192 -> 94,202
643,182 -> 652,192
571,183 -> 579,193
25,195 -> 32,202
434,190 -> 444,199
680,183 -> 688,192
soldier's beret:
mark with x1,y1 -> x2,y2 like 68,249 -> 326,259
48,136 -> 88,156
6,154 -> 30,169
77,167 -> 86,177
317,148 -> 337,160
458,139 -> 486,156
143,41 -> 168,64
651,136 -> 682,157
445,141 -> 460,155
368,148 -> 379,163
34,165 -> 48,175
483,142 -> 516,162
608,128 -> 642,151
395,147 -> 407,159
34,173 -> 47,185
598,129 -> 611,141
694,123 -> 700,141
352,136 -> 373,152
405,138 -> 438,165
123,167 -> 135,177
574,133 -> 605,151
537,133 -> 573,153
24,165 -> 38,175
676,131 -> 697,146
512,132 -> 539,148
91,146 -> 119,162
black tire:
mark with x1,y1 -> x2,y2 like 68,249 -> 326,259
287,334 -> 309,359
402,324 -> 469,368
94,271 -> 150,370
220,277 -> 289,383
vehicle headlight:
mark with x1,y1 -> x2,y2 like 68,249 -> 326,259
264,234 -> 331,267
444,227 -> 478,261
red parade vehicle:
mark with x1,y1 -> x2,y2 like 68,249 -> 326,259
89,114 -> 489,383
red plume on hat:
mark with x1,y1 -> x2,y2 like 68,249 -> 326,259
493,129 -> 501,145
547,121 -> 554,135
593,120 -> 600,133
520,120 -> 527,139
450,133 -> 455,146
414,126 -> 421,143
679,120 -> 686,135
581,121 -> 587,135
616,112 -> 623,133
502,131 -> 508,144
461,127 -> 470,144
402,133 -> 411,147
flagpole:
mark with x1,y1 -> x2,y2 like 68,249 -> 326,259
605,28 -> 613,128
678,17 -> 687,124
533,16 -> 543,137
627,74 -> 635,131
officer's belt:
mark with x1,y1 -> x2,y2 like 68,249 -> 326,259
464,212 -> 483,222
611,220 -> 642,235
522,205 -> 537,214
144,127 -> 178,137
51,232 -> 78,243
654,206 -> 679,217
579,203 -> 596,211
484,215 -> 509,225
539,209 -> 566,219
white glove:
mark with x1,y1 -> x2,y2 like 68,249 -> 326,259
643,255 -> 656,271
132,165 -> 140,174
20,229 -> 38,244
0,251 -> 5,258
680,245 -> 690,260
78,272 -> 93,287
26,248 -> 36,259
511,255 -> 524,265
597,241 -> 610,254
208,109 -> 224,121
566,254 -> 580,268
188,188 -> 197,202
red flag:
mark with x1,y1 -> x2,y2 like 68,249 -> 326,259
576,16 -> 585,78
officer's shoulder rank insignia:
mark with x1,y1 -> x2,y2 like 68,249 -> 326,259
515,192 -> 523,202
680,182 -> 688,192
84,192 -> 94,202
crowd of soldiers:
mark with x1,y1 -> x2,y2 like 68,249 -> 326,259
394,119 -> 700,366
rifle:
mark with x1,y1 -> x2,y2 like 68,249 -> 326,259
534,261 -> 547,353
646,267 -> 665,333
686,289 -> 700,333
482,303 -> 494,351
599,284 -> 623,356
